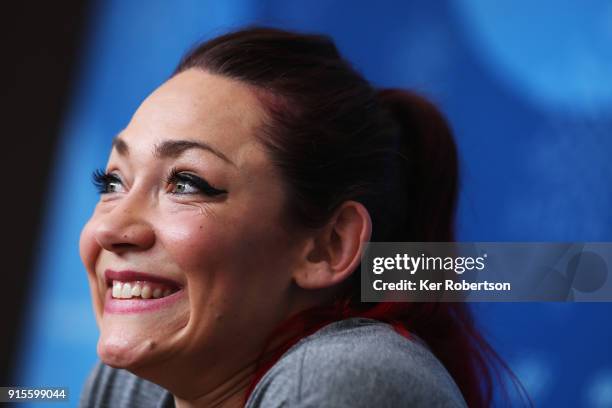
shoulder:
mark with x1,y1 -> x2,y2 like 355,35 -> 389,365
79,361 -> 174,408
246,317 -> 467,408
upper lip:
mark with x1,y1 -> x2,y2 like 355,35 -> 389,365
104,269 -> 182,289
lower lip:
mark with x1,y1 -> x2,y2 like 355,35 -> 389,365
103,288 -> 185,314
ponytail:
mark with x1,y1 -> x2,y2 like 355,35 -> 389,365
376,89 -> 458,242
373,89 -> 526,408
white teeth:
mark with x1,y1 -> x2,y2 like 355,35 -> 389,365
121,283 -> 132,299
111,280 -> 175,299
141,285 -> 152,299
131,283 -> 141,297
112,281 -> 122,298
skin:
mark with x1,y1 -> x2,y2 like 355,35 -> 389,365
79,69 -> 371,407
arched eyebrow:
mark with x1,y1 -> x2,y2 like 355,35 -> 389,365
111,135 -> 235,166
111,136 -> 129,156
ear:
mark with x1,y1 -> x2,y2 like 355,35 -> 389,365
292,201 -> 372,290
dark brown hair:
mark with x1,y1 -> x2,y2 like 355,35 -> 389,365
174,27 -> 515,407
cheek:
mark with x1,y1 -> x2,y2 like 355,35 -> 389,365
79,219 -> 100,277
79,219 -> 105,322
157,208 -> 292,288
156,212 -> 248,273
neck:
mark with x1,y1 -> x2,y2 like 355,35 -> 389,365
171,312 -> 315,408
173,361 -> 255,408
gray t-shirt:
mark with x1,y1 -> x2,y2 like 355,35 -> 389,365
79,317 -> 467,407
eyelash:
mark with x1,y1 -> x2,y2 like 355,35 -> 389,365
91,167 -> 227,197
92,169 -> 121,194
164,167 -> 227,196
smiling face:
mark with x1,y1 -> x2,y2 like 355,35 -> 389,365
79,69 -> 310,393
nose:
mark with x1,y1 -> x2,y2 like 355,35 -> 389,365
94,197 -> 156,254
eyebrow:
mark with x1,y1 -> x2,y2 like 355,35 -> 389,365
111,135 -> 235,166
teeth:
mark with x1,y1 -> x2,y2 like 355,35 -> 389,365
121,283 -> 132,298
141,285 -> 152,299
112,281 -> 122,298
111,280 -> 175,300
131,283 -> 141,297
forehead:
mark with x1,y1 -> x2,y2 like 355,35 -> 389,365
119,69 -> 268,165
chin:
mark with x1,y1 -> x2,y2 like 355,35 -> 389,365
97,340 -> 139,369
96,329 -> 159,370
94,288 -> 191,369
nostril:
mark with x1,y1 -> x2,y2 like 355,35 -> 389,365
111,242 -> 143,252
114,242 -> 132,248
95,221 -> 156,252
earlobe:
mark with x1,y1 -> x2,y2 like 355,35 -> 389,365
293,201 -> 372,290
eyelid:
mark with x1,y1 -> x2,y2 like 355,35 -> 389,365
92,168 -> 125,194
91,167 -> 228,197
164,167 -> 228,197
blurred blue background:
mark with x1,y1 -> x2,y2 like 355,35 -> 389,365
17,0 -> 612,407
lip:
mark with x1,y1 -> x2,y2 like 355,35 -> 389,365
104,269 -> 182,289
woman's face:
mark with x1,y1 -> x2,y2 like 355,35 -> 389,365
79,69 -> 305,384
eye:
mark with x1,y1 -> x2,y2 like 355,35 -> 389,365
92,169 -> 125,194
165,168 -> 227,197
